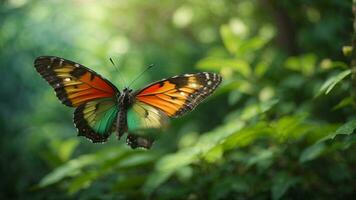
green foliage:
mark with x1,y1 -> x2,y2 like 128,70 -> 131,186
317,69 -> 351,96
1,0 -> 355,199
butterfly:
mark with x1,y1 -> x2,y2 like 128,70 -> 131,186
34,56 -> 222,149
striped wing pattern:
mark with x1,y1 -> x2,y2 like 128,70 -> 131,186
35,56 -> 119,142
74,98 -> 119,143
34,56 -> 118,107
134,72 -> 222,118
35,56 -> 222,148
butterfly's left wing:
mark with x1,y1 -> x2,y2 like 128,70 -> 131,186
127,101 -> 169,130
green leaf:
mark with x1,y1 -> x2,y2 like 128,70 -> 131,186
237,36 -> 268,56
285,54 -> 317,76
196,57 -> 251,77
116,153 -> 158,169
260,98 -> 279,112
271,115 -> 309,141
65,152 -> 156,195
68,170 -> 100,194
317,69 -> 351,96
299,142 -> 326,163
58,139 -> 79,162
318,120 -> 356,143
220,24 -> 241,54
203,145 -> 223,163
223,122 -> 271,149
38,147 -> 130,188
332,97 -> 353,110
143,120 -> 245,194
38,155 -> 97,188
219,23 -> 272,57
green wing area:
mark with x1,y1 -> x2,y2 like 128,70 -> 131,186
74,98 -> 119,143
127,101 -> 169,131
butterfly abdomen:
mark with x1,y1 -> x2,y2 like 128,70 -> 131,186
116,89 -> 135,139
116,109 -> 127,139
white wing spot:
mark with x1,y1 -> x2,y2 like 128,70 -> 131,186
64,77 -> 71,82
180,92 -> 186,96
184,74 -> 192,77
213,74 -> 217,81
74,64 -> 80,67
47,65 -> 51,69
204,73 -> 210,79
207,81 -> 212,85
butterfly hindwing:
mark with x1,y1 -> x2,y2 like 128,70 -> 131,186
125,102 -> 168,149
34,56 -> 119,107
74,98 -> 119,143
134,72 -> 222,117
127,101 -> 169,130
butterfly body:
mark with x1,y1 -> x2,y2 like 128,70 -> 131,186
116,88 -> 134,139
34,56 -> 222,149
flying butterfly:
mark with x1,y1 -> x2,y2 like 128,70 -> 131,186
34,56 -> 222,149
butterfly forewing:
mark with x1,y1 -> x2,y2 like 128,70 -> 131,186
134,72 -> 222,118
34,56 -> 119,107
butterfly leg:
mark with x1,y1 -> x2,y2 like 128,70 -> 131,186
126,133 -> 154,149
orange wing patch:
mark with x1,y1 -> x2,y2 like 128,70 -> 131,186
135,73 -> 222,117
35,56 -> 118,107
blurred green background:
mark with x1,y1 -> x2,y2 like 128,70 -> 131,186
1,0 -> 355,199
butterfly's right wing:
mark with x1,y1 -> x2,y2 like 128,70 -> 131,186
34,56 -> 119,107
35,56 -> 120,142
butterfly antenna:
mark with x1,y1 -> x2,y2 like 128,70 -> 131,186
109,57 -> 127,88
128,64 -> 154,88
